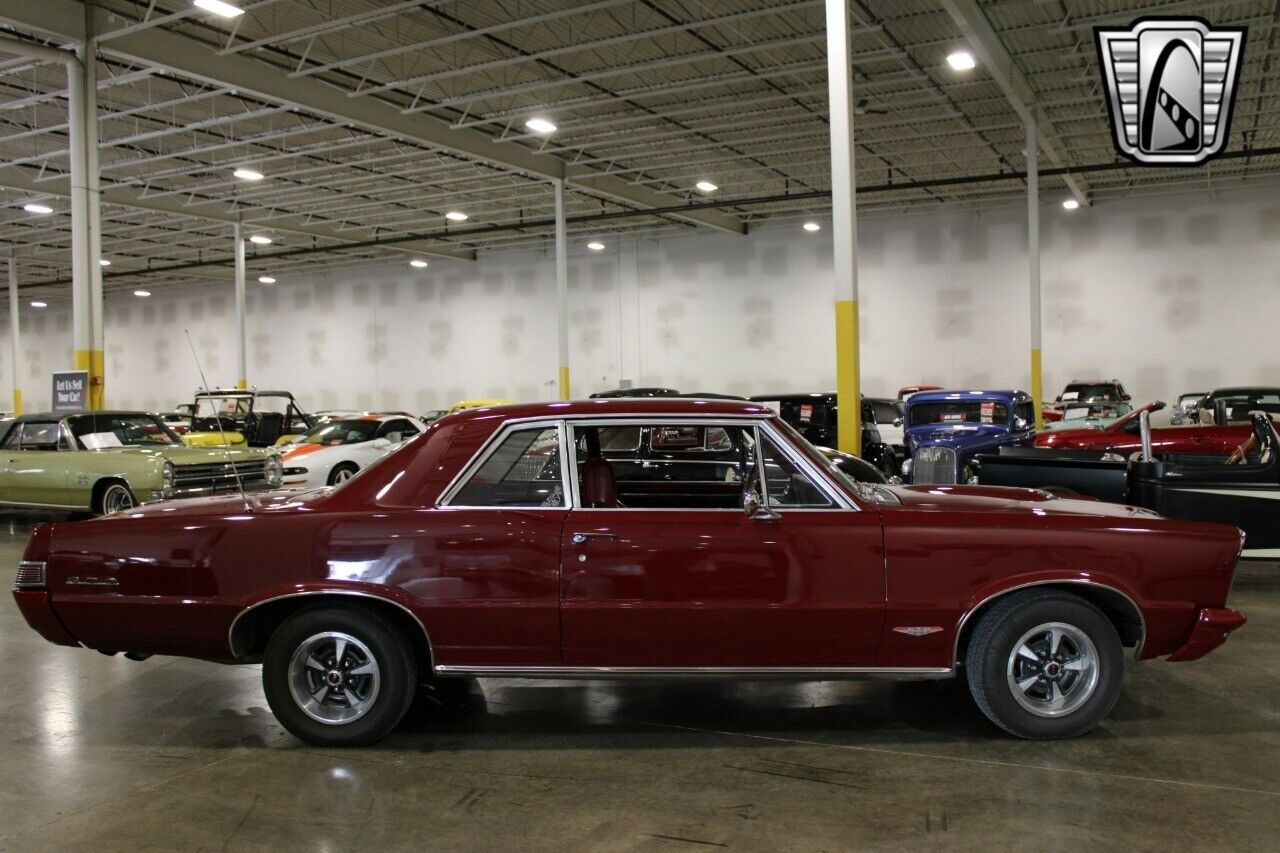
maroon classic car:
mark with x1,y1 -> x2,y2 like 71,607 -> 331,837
13,399 -> 1246,746
1036,401 -> 1251,455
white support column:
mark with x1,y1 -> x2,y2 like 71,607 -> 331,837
1027,117 -> 1043,429
84,5 -> 105,409
8,255 -> 19,416
68,44 -> 91,389
554,178 -> 570,400
825,0 -> 861,456
234,222 -> 247,389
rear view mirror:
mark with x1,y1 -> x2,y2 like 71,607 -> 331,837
892,417 -> 903,428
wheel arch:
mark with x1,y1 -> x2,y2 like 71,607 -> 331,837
953,580 -> 1146,666
229,591 -> 434,675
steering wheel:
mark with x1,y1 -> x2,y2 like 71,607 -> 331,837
1226,434 -> 1257,465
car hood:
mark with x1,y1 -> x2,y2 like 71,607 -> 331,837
886,484 -> 1159,518
905,423 -> 1008,448
88,445 -> 270,464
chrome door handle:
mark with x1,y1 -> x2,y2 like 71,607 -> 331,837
571,532 -> 619,545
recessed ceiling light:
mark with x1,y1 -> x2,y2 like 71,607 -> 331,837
803,221 -> 821,232
1062,198 -> 1081,210
947,50 -> 976,71
98,258 -> 111,266
249,234 -> 272,245
409,259 -> 429,268
445,211 -> 468,222
525,117 -> 557,134
233,167 -> 264,181
586,241 -> 605,251
257,276 -> 276,284
29,300 -> 47,308
695,180 -> 718,193
193,0 -> 245,19
133,289 -> 151,298
23,202 -> 53,214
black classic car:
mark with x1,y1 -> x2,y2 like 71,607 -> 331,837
748,393 -> 899,479
1194,387 -> 1280,425
979,410 -> 1274,559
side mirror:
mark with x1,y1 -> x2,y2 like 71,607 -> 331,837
892,417 -> 903,428
743,487 -> 779,521
1014,417 -> 1029,431
371,437 -> 392,449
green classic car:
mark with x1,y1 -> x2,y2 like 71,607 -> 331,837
0,411 -> 282,515
1041,401 -> 1134,432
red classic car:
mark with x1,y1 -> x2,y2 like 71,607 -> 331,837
1036,401 -> 1251,455
13,399 -> 1246,746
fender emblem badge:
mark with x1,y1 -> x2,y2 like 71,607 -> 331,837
893,626 -> 943,637
66,576 -> 120,587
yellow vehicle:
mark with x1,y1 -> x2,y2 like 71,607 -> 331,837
183,389 -> 315,448
447,398 -> 513,413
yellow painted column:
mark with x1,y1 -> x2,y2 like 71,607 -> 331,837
89,349 -> 104,409
558,366 -> 570,400
826,0 -> 861,456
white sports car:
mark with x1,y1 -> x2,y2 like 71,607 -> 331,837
280,414 -> 426,488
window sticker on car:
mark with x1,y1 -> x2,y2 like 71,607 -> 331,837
942,412 -> 966,422
81,432 -> 124,449
980,401 -> 996,423
799,404 -> 813,422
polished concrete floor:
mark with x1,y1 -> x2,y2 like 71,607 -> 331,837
0,514 -> 1277,851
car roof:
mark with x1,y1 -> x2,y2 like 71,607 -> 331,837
905,389 -> 1027,404
442,398 -> 774,421
15,410 -> 158,422
1207,387 -> 1280,395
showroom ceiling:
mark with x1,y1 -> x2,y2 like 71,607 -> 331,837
0,0 -> 1276,296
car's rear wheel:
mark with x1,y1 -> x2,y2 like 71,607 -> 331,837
96,482 -> 137,515
965,589 -> 1123,739
328,463 -> 359,486
262,605 -> 416,746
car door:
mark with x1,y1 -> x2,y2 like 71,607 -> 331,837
4,421 -> 72,507
560,420 -> 886,669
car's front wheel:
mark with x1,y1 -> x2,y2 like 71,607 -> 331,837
328,462 -> 359,486
262,605 -> 416,746
965,589 -> 1123,739
96,481 -> 137,515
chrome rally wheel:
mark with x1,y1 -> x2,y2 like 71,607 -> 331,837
965,589 -> 1123,739
1005,622 -> 1100,718
288,632 -> 381,725
263,605 -> 417,747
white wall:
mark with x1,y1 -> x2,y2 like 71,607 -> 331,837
3,183 -> 1279,414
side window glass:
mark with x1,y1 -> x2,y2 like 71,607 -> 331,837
0,425 -> 20,449
575,423 -> 753,509
759,434 -> 835,508
451,426 -> 564,507
19,422 -> 62,451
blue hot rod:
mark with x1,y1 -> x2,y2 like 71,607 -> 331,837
902,389 -> 1036,484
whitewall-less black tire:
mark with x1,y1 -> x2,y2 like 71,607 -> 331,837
262,605 -> 416,747
965,589 -> 1124,739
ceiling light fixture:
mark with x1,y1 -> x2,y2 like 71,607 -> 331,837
258,276 -> 276,284
947,50 -> 976,71
98,258 -> 111,266
409,259 -> 429,268
586,241 -> 605,251
233,167 -> 264,181
803,221 -> 821,232
695,180 -> 718,193
445,211 -> 468,222
23,202 -> 53,214
525,117 -> 557,134
1062,198 -> 1081,211
249,234 -> 272,245
30,300 -> 46,308
193,0 -> 245,19
133,289 -> 151,298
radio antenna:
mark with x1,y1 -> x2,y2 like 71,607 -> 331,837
184,329 -> 250,512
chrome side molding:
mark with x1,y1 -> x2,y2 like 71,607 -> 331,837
433,664 -> 952,680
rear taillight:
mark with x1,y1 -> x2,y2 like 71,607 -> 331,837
15,561 -> 46,589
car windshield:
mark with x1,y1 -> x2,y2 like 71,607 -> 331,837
1058,384 -> 1117,402
194,395 -> 251,420
770,417 -> 899,506
1213,391 -> 1280,421
1060,402 -> 1131,420
906,400 -> 1008,427
301,419 -> 380,445
67,414 -> 178,448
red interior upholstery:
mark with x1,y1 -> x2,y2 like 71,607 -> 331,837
580,456 -> 618,508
